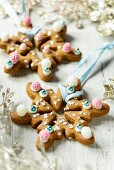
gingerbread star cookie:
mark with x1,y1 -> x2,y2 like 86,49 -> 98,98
10,76 -> 110,150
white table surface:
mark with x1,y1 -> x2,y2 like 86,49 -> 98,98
0,13 -> 114,170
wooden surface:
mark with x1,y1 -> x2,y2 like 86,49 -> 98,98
0,13 -> 114,170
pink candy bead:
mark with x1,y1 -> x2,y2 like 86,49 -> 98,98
23,16 -> 31,26
92,98 -> 103,109
43,45 -> 50,53
20,43 -> 26,50
9,51 -> 19,64
31,81 -> 41,92
62,42 -> 72,53
39,129 -> 50,143
35,33 -> 43,41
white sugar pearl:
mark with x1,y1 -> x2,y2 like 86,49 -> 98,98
53,21 -> 64,32
41,58 -> 51,68
81,126 -> 92,139
16,104 -> 28,117
67,76 -> 79,86
0,32 -> 9,41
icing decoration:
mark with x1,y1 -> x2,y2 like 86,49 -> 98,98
53,20 -> 65,32
35,32 -> 43,41
75,123 -> 82,132
39,89 -> 48,98
92,98 -> 103,109
46,125 -> 53,133
19,43 -> 26,50
5,60 -> 13,69
22,16 -> 31,26
83,100 -> 91,110
58,45 -> 62,49
30,81 -> 41,92
0,32 -> 9,41
9,51 -> 19,64
42,45 -> 50,53
62,42 -> 72,53
74,48 -> 81,55
67,76 -> 79,86
48,31 -> 52,36
43,68 -> 51,76
40,58 -> 51,69
67,86 -> 75,94
16,104 -> 28,117
81,126 -> 92,139
50,40 -> 54,45
39,129 -> 50,143
29,105 -> 37,113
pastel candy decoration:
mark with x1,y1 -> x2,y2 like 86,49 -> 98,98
81,126 -> 92,139
35,33 -> 43,41
20,43 -> 26,50
5,60 -> 13,69
31,81 -> 41,92
9,51 -> 19,64
74,48 -> 81,55
67,76 -> 79,86
67,86 -> 75,94
75,123 -> 82,132
83,100 -> 91,110
39,89 -> 48,97
46,125 -> 53,133
16,104 -> 28,117
92,98 -> 103,109
62,42 -> 72,53
29,105 -> 37,114
41,58 -> 52,76
39,129 -> 50,143
43,68 -> 51,76
41,58 -> 51,68
23,16 -> 32,26
43,45 -> 50,53
0,32 -> 9,41
53,20 -> 65,32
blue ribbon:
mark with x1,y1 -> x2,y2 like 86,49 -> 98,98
74,41 -> 114,85
59,84 -> 83,103
19,27 -> 41,40
21,0 -> 26,17
0,0 -> 20,26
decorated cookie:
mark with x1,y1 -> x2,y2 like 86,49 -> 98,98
4,50 -> 53,81
34,20 -> 67,50
4,50 -> 56,81
1,21 -> 82,82
41,41 -> 82,63
0,32 -> 33,52
10,78 -> 110,150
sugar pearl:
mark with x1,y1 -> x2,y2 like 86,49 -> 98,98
0,32 -> 9,41
92,98 -> 103,109
81,126 -> 92,139
17,104 -> 28,117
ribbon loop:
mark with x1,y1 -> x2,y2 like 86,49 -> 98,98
74,40 -> 114,85
59,84 -> 83,103
0,0 -> 41,40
